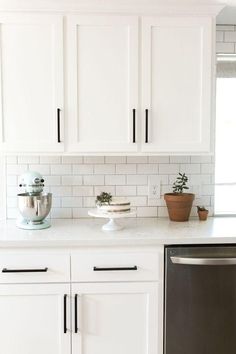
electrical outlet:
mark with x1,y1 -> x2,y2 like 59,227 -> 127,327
148,176 -> 161,199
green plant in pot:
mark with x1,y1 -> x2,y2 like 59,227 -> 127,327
197,206 -> 209,221
164,173 -> 195,222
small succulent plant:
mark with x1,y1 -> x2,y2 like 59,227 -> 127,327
96,192 -> 112,206
197,206 -> 208,212
172,173 -> 189,194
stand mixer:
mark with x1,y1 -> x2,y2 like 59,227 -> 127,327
16,171 -> 52,230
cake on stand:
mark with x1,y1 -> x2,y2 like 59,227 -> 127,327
88,209 -> 136,231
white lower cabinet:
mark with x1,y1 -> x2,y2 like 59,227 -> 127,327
0,283 -> 70,354
72,282 -> 159,354
0,249 -> 162,354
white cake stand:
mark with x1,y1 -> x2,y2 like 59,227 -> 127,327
88,209 -> 136,231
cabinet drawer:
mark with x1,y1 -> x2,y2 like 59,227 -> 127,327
71,249 -> 162,282
0,254 -> 70,283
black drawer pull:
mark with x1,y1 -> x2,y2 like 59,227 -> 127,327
93,266 -> 138,272
145,109 -> 149,143
133,109 -> 136,143
75,294 -> 78,333
57,108 -> 61,143
2,267 -> 48,273
64,294 -> 67,334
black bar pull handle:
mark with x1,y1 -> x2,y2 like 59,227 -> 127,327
2,267 -> 48,273
132,109 -> 136,143
64,294 -> 67,334
75,294 -> 78,333
145,109 -> 149,143
57,108 -> 61,143
93,266 -> 138,272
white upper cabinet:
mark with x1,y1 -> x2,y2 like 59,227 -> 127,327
141,17 -> 213,153
66,15 -> 138,153
0,14 -> 64,152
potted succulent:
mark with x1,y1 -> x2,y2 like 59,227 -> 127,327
164,173 -> 195,222
197,206 -> 209,221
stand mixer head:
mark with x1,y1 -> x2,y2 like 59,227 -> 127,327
17,171 -> 52,230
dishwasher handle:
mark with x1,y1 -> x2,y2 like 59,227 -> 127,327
170,256 -> 236,266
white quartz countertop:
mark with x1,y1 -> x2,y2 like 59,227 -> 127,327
0,217 -> 236,248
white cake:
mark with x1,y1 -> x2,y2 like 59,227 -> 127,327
97,198 -> 130,213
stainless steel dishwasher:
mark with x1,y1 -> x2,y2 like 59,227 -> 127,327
165,245 -> 236,354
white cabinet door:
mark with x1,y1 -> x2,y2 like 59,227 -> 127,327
0,283 -> 70,354
67,15 -> 138,152
0,14 -> 64,152
141,17 -> 213,153
72,282 -> 160,354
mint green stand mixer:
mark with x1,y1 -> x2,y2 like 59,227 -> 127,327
16,171 -> 52,230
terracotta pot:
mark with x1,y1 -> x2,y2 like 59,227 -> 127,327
198,210 -> 208,221
164,193 -> 195,222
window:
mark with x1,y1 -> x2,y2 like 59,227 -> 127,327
215,55 -> 236,214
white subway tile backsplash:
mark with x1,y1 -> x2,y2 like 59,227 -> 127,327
7,176 -> 17,186
6,156 -> 17,164
40,156 -> 61,164
7,164 -> 28,175
201,164 -> 214,174
83,196 -> 96,208
137,164 -> 158,174
137,186 -> 148,196
216,31 -> 224,42
148,156 -> 169,163
94,186 -> 115,196
51,186 -> 72,197
216,42 -> 234,53
116,185 -> 137,196
51,164 -> 72,175
128,196 -> 147,207
170,156 -> 190,163
224,31 -> 236,42
45,176 -> 61,186
159,164 -> 179,174
72,208 -> 91,218
73,186 -> 94,196
83,175 -> 104,185
180,163 -> 201,174
105,156 -> 126,164
61,197 -> 82,208
18,156 -> 39,164
190,156 -> 212,163
84,156 -> 104,164
7,197 -> 17,208
137,207 -> 157,217
127,175 -> 147,185
5,152 -> 215,219
29,164 -> 50,175
116,164 -> 136,174
94,164 -> 115,175
105,175 -> 126,185
73,164 -> 93,175
158,207 -> 169,217
62,156 -> 83,164
51,208 -> 72,219
127,156 -> 148,163
62,176 -> 82,186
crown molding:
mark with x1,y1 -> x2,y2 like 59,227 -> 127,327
0,0 -> 225,16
